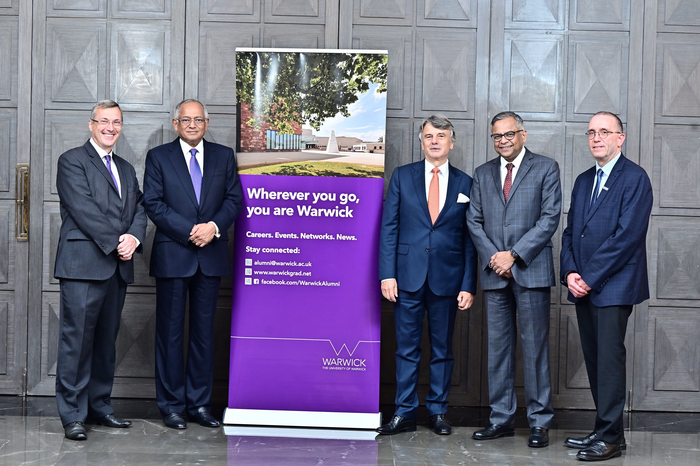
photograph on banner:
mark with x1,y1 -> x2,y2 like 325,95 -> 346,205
235,49 -> 386,177
226,48 -> 387,427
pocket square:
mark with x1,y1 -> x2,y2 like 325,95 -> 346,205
457,193 -> 470,203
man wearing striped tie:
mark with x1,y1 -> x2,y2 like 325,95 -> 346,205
143,99 -> 242,430
377,115 -> 477,436
467,111 -> 562,448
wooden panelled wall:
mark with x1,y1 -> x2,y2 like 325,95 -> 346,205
0,0 -> 697,412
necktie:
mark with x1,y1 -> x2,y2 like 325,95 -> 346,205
190,148 -> 202,204
590,168 -> 604,209
104,154 -> 120,196
428,167 -> 440,224
503,163 -> 514,202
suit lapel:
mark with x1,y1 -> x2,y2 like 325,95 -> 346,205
111,154 -> 129,210
507,150 -> 533,201
584,155 -> 626,224
85,141 -> 122,200
411,161 -> 432,224
436,164 -> 460,224
165,138 -> 200,209
490,158 -> 505,205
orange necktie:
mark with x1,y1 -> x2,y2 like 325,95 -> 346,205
428,167 -> 440,224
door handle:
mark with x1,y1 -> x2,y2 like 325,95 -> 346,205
15,163 -> 28,240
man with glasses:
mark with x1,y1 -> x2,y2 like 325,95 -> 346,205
54,100 -> 147,440
561,111 -> 652,461
377,115 -> 477,436
143,99 -> 242,429
467,111 -> 561,448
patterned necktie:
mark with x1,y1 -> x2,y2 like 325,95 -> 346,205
428,167 -> 440,224
190,148 -> 202,204
104,154 -> 120,196
590,168 -> 604,209
503,162 -> 514,202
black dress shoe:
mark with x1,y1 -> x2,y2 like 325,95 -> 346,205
429,414 -> 452,435
191,407 -> 220,427
376,415 -> 416,435
565,432 -> 627,450
528,426 -> 549,448
95,414 -> 131,428
64,421 -> 87,440
163,413 -> 187,429
576,440 -> 622,461
472,423 -> 515,440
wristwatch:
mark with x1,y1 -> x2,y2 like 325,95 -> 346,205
510,249 -> 519,260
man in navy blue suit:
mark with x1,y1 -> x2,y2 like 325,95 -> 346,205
377,115 -> 477,436
561,111 -> 652,461
143,99 -> 242,429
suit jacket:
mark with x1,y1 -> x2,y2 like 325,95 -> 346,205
467,149 -> 561,290
379,160 -> 477,296
143,138 -> 243,278
560,154 -> 653,307
54,140 -> 147,283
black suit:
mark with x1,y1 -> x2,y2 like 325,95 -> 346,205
143,138 -> 242,417
54,140 -> 147,426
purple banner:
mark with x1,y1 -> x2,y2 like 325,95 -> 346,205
228,174 -> 383,415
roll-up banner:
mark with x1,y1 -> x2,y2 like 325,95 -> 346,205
224,48 -> 387,429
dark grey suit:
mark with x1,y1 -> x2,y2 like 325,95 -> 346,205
54,140 -> 147,426
467,148 -> 561,428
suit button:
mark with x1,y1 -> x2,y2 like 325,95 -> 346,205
431,228 -> 435,232
425,248 -> 430,252
504,223 -> 509,227
581,234 -> 585,238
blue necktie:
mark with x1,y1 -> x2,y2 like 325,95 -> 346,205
190,148 -> 202,204
105,154 -> 120,196
590,168 -> 604,209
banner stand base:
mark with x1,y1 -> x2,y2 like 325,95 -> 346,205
223,408 -> 381,430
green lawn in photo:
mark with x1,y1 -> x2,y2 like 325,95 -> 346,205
239,161 -> 384,178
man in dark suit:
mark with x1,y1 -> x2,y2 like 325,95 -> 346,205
143,99 -> 242,429
467,111 -> 561,448
561,111 -> 652,461
377,115 -> 477,436
54,100 -> 147,440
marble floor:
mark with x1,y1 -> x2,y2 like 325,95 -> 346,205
1,397 -> 699,465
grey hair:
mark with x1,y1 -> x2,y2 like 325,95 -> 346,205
592,111 -> 624,133
419,115 -> 456,143
490,111 -> 524,129
90,100 -> 122,121
174,99 -> 209,119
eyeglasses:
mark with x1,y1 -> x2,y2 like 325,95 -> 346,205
491,130 -> 523,142
177,118 -> 207,126
585,129 -> 622,140
90,119 -> 122,128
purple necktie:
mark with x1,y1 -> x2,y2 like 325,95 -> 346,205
104,154 -> 120,196
190,148 -> 202,204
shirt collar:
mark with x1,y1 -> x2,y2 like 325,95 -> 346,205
598,152 -> 622,176
180,138 -> 204,155
500,146 -> 526,169
425,159 -> 449,175
89,138 -> 112,158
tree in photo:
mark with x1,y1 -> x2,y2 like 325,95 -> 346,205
236,51 -> 388,134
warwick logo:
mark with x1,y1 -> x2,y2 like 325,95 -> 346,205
321,341 -> 369,372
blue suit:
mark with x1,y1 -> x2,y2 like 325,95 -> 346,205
379,160 -> 477,419
143,138 -> 242,417
561,154 -> 652,443
467,149 -> 561,429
